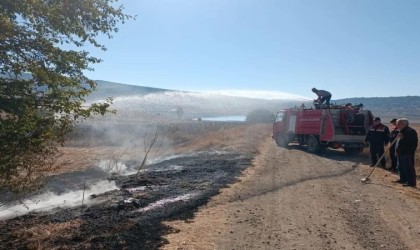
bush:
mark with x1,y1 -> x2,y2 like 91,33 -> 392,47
246,109 -> 274,123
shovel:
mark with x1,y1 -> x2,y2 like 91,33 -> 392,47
361,139 -> 398,183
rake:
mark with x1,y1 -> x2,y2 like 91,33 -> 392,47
361,139 -> 398,183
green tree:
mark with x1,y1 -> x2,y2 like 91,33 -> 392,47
0,0 -> 132,195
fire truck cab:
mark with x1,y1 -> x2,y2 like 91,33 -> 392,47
272,104 -> 374,153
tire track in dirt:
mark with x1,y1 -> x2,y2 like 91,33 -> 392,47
162,138 -> 420,250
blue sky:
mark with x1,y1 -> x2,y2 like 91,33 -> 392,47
84,0 -> 420,99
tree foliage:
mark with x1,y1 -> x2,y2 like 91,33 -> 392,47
246,109 -> 274,123
0,0 -> 132,194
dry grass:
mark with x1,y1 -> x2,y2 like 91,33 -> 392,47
168,123 -> 272,155
54,122 -> 272,175
14,219 -> 84,250
54,146 -> 128,174
53,122 -> 420,179
49,119 -> 420,176
4,218 -> 138,249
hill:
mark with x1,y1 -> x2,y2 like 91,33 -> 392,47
86,81 -> 420,123
334,96 -> 420,122
87,80 -> 169,100
86,81 -> 304,121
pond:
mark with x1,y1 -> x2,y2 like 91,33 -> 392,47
193,115 -> 246,122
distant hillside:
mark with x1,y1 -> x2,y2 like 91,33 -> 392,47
86,81 -> 420,123
87,80 -> 169,101
335,96 -> 420,122
85,81 -> 304,122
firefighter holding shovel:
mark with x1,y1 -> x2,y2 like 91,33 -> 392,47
365,117 -> 390,168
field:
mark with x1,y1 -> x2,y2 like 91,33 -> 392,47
57,121 -> 269,173
0,121 -> 271,249
1,120 -> 419,249
59,122 -> 420,176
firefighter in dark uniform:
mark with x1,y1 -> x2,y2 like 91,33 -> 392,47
394,118 -> 418,187
388,118 -> 399,172
312,88 -> 332,108
365,117 -> 390,167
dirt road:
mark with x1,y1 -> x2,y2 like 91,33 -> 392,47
163,138 -> 420,250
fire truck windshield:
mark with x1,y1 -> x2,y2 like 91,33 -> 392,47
275,112 -> 284,122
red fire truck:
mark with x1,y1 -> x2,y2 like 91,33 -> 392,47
272,104 -> 374,153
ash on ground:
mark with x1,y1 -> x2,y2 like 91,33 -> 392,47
0,151 -> 252,249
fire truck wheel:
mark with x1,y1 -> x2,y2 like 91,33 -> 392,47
275,134 -> 289,147
307,135 -> 320,153
298,135 -> 305,146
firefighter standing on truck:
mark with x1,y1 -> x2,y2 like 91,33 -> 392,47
312,88 -> 332,108
365,117 -> 390,167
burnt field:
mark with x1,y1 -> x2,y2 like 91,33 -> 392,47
1,119 -> 419,249
0,122 -> 270,249
0,151 -> 252,249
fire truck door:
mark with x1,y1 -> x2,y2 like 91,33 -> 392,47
288,115 -> 296,133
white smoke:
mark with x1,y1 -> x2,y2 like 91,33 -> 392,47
0,180 -> 118,220
133,192 -> 198,213
97,159 -> 133,174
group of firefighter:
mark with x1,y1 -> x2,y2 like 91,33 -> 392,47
365,117 -> 418,187
312,88 -> 418,188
